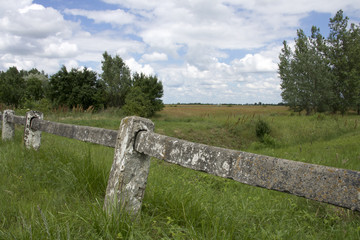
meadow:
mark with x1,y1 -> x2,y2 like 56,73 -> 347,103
0,105 -> 360,239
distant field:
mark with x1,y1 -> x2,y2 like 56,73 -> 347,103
154,105 -> 360,171
1,105 -> 359,239
158,104 -> 290,117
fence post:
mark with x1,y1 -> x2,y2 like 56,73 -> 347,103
24,110 -> 43,150
2,110 -> 15,141
104,116 -> 154,217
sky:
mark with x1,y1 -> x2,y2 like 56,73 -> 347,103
0,0 -> 359,104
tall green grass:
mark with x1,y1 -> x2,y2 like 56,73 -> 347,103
1,106 -> 360,239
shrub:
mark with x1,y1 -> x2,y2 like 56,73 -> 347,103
262,133 -> 276,147
255,119 -> 271,140
122,87 -> 153,117
24,98 -> 52,113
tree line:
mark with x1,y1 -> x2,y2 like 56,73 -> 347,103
279,10 -> 360,115
0,52 -> 164,117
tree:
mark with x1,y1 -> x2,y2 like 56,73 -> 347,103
328,10 -> 360,114
100,52 -> 164,116
24,70 -> 48,101
308,26 -> 335,112
0,67 -> 26,107
279,10 -> 359,114
49,66 -> 106,109
131,73 -> 164,115
279,29 -> 333,114
122,87 -> 153,117
101,52 -> 131,107
48,66 -> 72,107
122,73 -> 164,117
68,67 -> 106,110
279,40 -> 299,112
348,24 -> 360,114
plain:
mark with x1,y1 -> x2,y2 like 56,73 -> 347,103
0,105 -> 360,239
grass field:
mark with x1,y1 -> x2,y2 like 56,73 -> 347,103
1,105 -> 360,239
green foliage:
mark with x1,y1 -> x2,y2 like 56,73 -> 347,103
100,52 -> 164,117
255,119 -> 271,140
279,29 -> 333,115
328,10 -> 360,114
279,10 -> 360,114
24,71 -> 48,101
48,66 -> 106,110
101,51 -> 131,107
0,53 -> 164,115
122,73 -> 164,117
0,67 -> 49,109
132,73 -> 164,112
251,133 -> 277,149
0,67 -> 26,107
122,86 -> 153,117
24,98 -> 53,113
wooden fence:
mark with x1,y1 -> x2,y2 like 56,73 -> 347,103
1,110 -> 360,217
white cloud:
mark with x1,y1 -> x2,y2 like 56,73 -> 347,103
43,42 -> 79,58
125,58 -> 155,75
102,0 -> 302,51
231,54 -> 278,73
73,31 -> 145,61
102,0 -> 162,10
156,45 -> 282,103
245,79 -> 280,91
0,0 -> 148,74
0,0 -> 359,103
99,0 -> 360,54
0,1 -> 83,73
0,3 -> 75,39
0,0 -> 32,15
224,0 -> 359,15
64,8 -> 135,26
0,53 -> 62,73
141,52 -> 168,62
1,53 -> 34,70
65,60 -> 79,70
185,45 -> 228,71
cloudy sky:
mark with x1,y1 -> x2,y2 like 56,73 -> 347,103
0,0 -> 359,104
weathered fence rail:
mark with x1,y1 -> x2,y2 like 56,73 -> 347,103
30,118 -> 118,148
1,110 -> 360,216
135,131 -> 360,211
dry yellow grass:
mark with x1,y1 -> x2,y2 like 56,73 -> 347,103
158,104 -> 289,119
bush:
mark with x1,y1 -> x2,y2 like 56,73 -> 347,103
122,87 -> 153,117
24,98 -> 52,113
255,119 -> 271,140
262,133 -> 276,147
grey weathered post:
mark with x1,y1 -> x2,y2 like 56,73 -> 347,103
104,116 -> 154,217
24,110 -> 43,150
2,110 -> 15,141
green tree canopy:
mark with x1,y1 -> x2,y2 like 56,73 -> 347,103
0,67 -> 26,108
0,53 -> 165,116
122,86 -> 153,117
279,29 -> 333,114
101,52 -> 164,117
279,10 -> 360,114
24,70 -> 48,101
328,10 -> 360,114
131,72 -> 164,116
101,51 -> 131,107
49,66 -> 106,109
